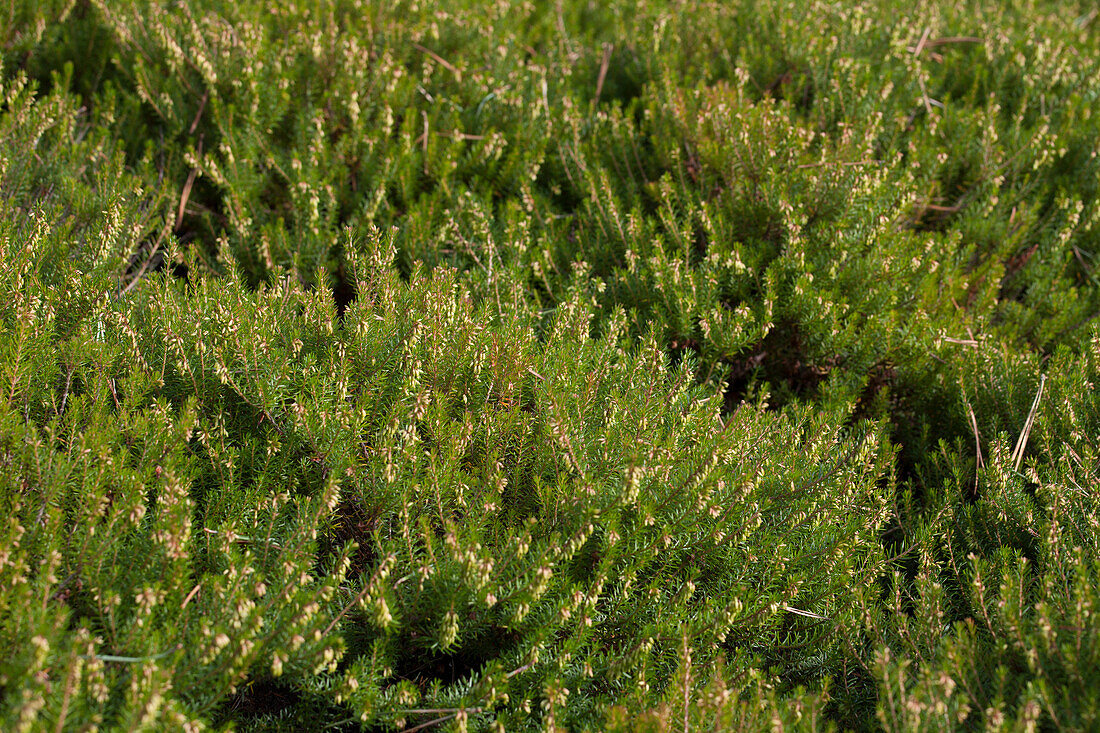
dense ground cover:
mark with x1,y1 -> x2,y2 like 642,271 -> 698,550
2,0 -> 1099,729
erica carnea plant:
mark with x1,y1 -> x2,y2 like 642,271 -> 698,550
2,0 -> 1099,730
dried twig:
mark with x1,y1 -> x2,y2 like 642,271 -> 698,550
202,526 -> 283,549
594,43 -> 613,104
435,130 -> 486,141
176,136 -> 204,230
176,168 -> 198,229
967,401 -> 984,492
188,89 -> 209,135
795,159 -> 878,169
1011,374 -> 1047,472
908,34 -> 983,55
412,42 -> 461,81
917,76 -> 942,114
400,709 -> 484,733
782,604 -> 831,621
80,644 -> 182,664
911,27 -> 932,58
180,583 -> 202,610
922,36 -> 983,49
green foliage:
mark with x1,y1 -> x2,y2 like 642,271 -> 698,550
2,0 -> 1100,729
853,339 -> 1100,730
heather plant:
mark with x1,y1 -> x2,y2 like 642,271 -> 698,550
849,340 -> 1100,731
2,0 -> 1100,730
0,192 -> 893,727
